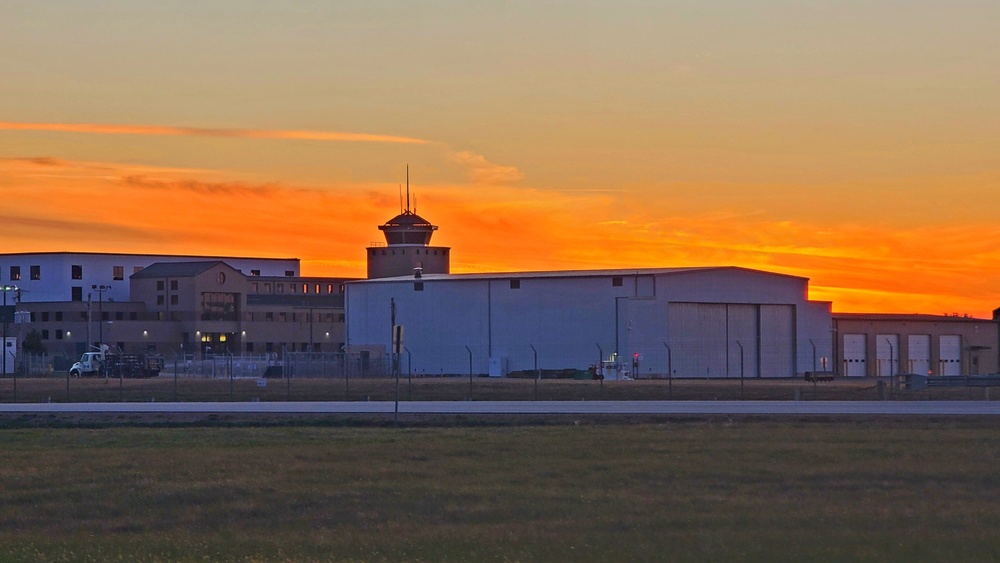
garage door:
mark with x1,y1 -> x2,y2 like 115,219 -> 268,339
907,334 -> 931,375
843,334 -> 867,377
876,334 -> 899,376
940,335 -> 961,376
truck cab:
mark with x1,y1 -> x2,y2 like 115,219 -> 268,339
69,345 -> 109,377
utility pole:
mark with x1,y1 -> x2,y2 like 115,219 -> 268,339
1,285 -> 18,377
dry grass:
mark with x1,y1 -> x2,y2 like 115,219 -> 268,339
0,375 -> 990,404
1,420 -> 999,561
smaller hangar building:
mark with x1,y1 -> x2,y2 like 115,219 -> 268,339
345,267 -> 833,378
833,313 -> 999,377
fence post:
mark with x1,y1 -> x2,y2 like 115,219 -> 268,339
530,344 -> 539,401
405,347 -> 412,401
663,343 -> 672,400
465,345 -> 473,400
596,344 -> 604,398
737,340 -> 745,400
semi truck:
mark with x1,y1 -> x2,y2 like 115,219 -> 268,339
69,345 -> 164,378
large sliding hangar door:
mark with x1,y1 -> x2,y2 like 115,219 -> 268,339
668,303 -> 795,378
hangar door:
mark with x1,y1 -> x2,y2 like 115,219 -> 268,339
907,335 -> 931,375
940,335 -> 962,376
667,303 -> 793,378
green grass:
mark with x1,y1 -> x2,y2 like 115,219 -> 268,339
1,420 -> 1000,561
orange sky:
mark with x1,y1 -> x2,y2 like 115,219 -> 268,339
2,2 -> 998,317
1,146 -> 998,317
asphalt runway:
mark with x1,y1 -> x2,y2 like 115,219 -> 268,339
1,400 -> 999,416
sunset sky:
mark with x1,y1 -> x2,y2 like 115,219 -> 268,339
2,1 -> 998,316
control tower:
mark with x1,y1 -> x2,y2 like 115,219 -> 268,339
366,170 -> 450,279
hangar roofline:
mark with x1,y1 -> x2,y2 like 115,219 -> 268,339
349,265 -> 809,284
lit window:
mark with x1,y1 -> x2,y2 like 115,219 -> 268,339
72,265 -> 83,280
113,266 -> 124,281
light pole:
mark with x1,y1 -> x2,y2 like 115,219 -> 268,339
1,285 -> 18,377
92,285 -> 109,347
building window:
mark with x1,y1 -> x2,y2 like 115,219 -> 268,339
250,270 -> 260,276
200,292 -> 238,321
414,282 -> 424,291
72,265 -> 83,280
278,312 -> 287,322
285,270 -> 294,277
130,312 -> 138,321
265,342 -> 274,353
78,312 -> 87,321
71,287 -> 83,301
133,266 -> 143,274
101,312 -> 109,321
55,311 -> 63,321
41,312 -> 49,322
246,342 -> 255,352
157,295 -> 165,305
55,329 -> 63,340
612,276 -> 623,287
116,312 -> 124,321
251,282 -> 258,292
170,295 -> 179,305
510,279 -> 521,289
113,266 -> 124,281
264,283 -> 272,293
41,329 -> 49,340
157,280 -> 165,291
170,280 -> 178,291
315,284 -> 321,294
265,312 -> 274,322
327,284 -> 334,294
302,283 -> 309,293
338,313 -> 346,322
9,266 -> 20,281
30,265 -> 40,280
276,283 -> 284,294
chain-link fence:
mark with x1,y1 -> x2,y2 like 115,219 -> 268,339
0,344 -> 991,403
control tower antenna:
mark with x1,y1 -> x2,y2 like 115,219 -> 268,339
406,164 -> 411,213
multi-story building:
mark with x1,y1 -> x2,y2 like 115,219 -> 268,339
0,253 -> 352,365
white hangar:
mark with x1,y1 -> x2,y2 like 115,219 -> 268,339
345,267 -> 833,378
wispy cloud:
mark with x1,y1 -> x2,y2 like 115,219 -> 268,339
448,150 -> 524,185
0,121 -> 431,145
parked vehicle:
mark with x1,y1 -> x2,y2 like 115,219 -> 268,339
69,345 -> 164,378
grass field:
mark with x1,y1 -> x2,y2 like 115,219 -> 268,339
1,419 -> 999,561
0,375 -> 993,404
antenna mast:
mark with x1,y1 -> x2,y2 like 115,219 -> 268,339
406,164 -> 411,213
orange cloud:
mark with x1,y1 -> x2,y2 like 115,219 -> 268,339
0,121 -> 431,145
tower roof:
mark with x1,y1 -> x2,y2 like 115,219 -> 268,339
378,210 -> 438,245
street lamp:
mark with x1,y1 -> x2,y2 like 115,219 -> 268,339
1,285 -> 18,376
92,284 -> 109,347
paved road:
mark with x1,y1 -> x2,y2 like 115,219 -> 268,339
2,400 -> 999,416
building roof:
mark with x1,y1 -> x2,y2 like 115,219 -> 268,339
349,266 -> 808,284
130,261 -> 229,279
833,312 -> 995,323
0,251 -> 298,261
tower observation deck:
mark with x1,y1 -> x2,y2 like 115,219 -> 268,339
366,171 -> 451,279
